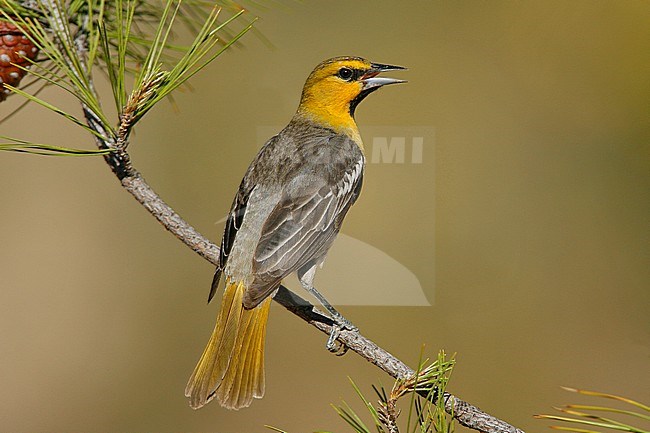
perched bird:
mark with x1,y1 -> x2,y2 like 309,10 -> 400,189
185,56 -> 406,410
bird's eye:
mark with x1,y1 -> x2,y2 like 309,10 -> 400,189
337,67 -> 354,81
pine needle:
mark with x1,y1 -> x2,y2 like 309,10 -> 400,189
537,388 -> 650,433
1,0 -> 254,153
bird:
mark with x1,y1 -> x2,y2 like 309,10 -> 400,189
185,56 -> 406,410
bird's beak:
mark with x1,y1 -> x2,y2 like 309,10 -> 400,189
361,62 -> 407,90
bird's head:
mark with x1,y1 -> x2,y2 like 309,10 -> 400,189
296,56 -> 406,135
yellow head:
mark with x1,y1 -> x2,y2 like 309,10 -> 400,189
295,56 -> 406,138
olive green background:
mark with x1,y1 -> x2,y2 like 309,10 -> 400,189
1,1 -> 648,432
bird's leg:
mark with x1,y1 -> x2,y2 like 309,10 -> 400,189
298,265 -> 358,353
305,283 -> 358,332
309,285 -> 353,355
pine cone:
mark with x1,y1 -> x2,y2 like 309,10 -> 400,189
0,19 -> 39,102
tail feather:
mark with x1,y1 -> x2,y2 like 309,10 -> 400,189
216,300 -> 255,407
185,281 -> 272,410
218,305 -> 262,409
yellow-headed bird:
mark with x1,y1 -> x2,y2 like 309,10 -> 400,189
185,56 -> 406,410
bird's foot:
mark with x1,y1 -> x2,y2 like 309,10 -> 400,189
325,314 -> 358,355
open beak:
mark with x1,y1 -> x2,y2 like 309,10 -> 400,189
361,62 -> 407,90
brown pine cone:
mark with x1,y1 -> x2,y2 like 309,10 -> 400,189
0,19 -> 39,102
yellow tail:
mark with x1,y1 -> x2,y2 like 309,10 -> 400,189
185,281 -> 272,410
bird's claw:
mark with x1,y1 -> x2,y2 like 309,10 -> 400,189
335,343 -> 349,356
325,326 -> 349,356
326,324 -> 341,353
325,316 -> 357,355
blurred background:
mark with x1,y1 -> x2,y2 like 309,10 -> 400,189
1,1 -> 648,432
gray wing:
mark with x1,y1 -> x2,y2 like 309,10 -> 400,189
243,158 -> 364,308
207,135 -> 282,303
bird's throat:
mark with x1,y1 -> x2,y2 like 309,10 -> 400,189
296,101 -> 362,147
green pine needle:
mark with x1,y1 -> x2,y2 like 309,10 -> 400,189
3,84 -> 108,140
561,389 -> 650,413
1,0 -> 254,153
0,136 -> 113,156
564,406 -> 650,422
329,350 -> 455,433
537,388 -> 650,433
536,415 -> 648,433
264,426 -> 289,433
